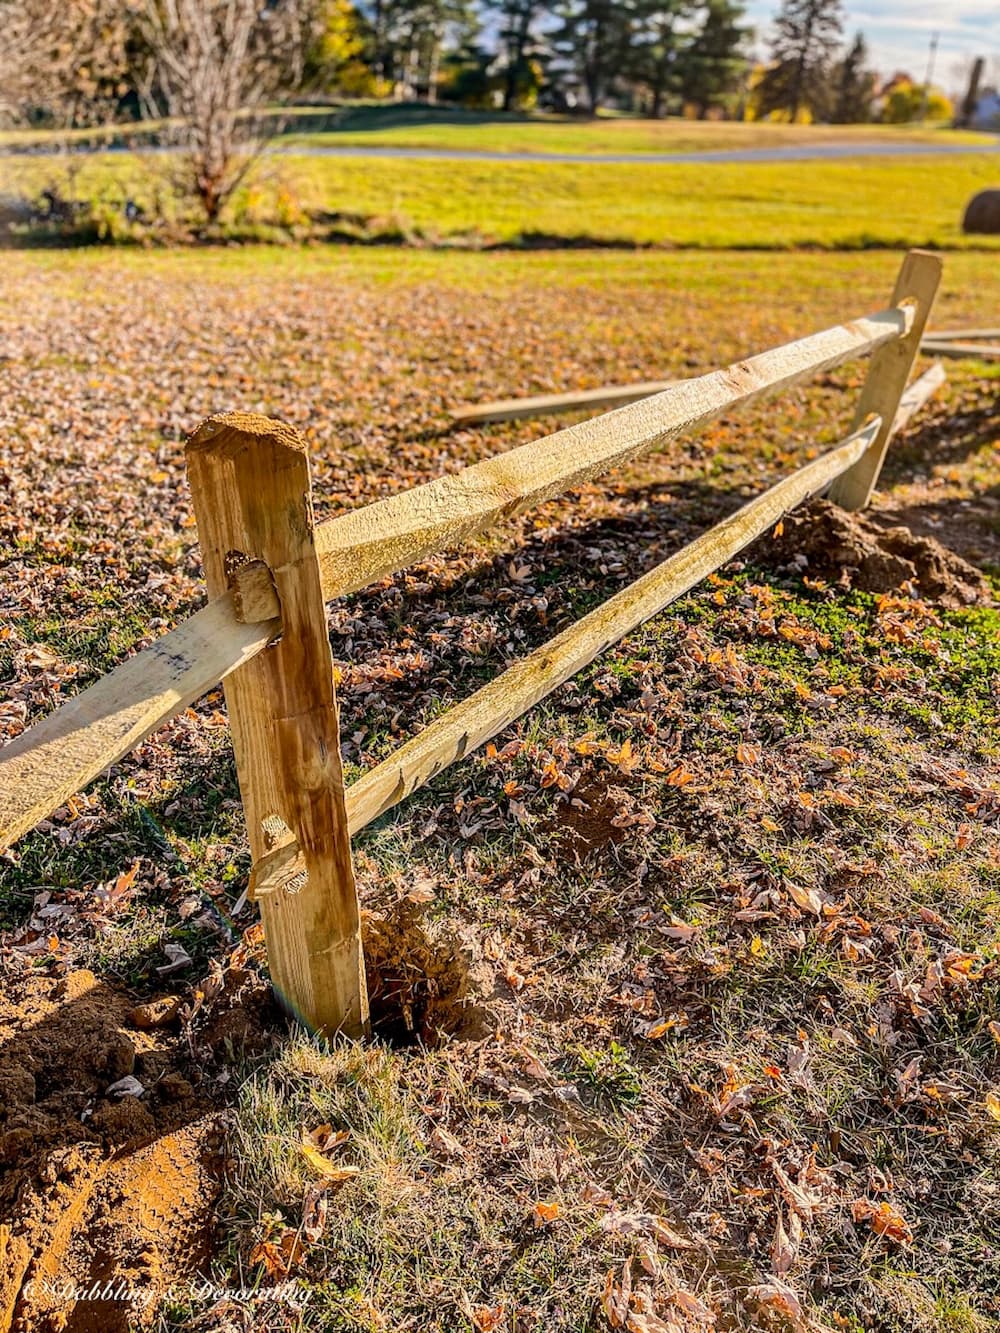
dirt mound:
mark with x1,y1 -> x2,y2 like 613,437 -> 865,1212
0,968 -> 222,1332
751,500 -> 992,607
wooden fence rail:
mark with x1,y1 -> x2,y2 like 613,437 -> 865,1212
0,249 -> 945,1036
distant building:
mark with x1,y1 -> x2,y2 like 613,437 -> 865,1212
970,90 -> 1000,129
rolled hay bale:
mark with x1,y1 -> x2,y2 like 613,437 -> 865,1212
962,189 -> 1000,234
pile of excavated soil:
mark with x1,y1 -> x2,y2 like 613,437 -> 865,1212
750,500 -> 993,607
0,968 -> 227,1332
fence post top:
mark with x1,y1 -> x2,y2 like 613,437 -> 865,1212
187,412 -> 306,458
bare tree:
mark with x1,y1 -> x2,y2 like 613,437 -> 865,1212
0,0 -> 130,126
134,0 -> 320,225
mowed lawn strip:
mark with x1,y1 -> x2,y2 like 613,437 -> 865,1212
2,109 -> 994,154
1,247 -> 998,1331
4,150 -> 1000,249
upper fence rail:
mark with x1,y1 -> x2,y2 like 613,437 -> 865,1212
0,286 -> 927,857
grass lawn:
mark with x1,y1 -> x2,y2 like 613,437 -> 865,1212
2,106 -> 994,155
280,106 -> 997,156
2,146 -> 1000,250
1,245 -> 999,1331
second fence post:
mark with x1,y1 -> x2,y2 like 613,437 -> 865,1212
186,413 -> 369,1039
828,248 -> 942,511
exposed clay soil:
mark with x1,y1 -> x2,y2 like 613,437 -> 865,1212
547,772 -> 630,861
0,964 -> 275,1332
750,499 -> 994,607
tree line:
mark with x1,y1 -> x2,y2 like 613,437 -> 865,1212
2,0 -> 949,231
2,0 -> 892,129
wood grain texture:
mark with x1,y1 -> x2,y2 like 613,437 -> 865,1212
315,305 -> 911,601
342,416 -> 882,836
828,250 -> 942,511
451,379 -> 680,425
453,337 -> 954,428
186,412 -> 368,1039
232,560 -> 281,623
0,594 -> 277,852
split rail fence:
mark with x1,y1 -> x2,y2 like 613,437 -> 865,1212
0,249 -> 947,1038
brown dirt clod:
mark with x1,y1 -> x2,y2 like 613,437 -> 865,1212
752,499 -> 993,607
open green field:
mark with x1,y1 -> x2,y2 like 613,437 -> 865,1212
1,244 -> 999,1331
280,106 -> 997,155
3,148 -> 1000,249
2,105 -> 994,155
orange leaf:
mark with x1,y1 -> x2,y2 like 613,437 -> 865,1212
852,1198 -> 913,1244
532,1200 -> 560,1227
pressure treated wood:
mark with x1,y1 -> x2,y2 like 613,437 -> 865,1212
451,379 -> 680,425
0,594 -> 278,852
0,302 -> 938,856
315,304 -> 912,601
924,328 -> 1000,342
451,333 -> 953,430
920,341 -> 1000,362
187,413 -> 368,1039
342,416 -> 881,835
894,361 -> 946,427
828,250 -> 941,512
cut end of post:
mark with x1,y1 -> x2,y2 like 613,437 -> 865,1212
187,412 -> 308,458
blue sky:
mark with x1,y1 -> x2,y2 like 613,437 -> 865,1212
743,0 -> 1000,89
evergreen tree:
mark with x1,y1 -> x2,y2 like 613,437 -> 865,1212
756,0 -> 843,121
830,31 -> 873,123
632,1 -> 689,119
550,0 -> 638,113
680,0 -> 749,118
362,0 -> 478,99
494,0 -> 545,111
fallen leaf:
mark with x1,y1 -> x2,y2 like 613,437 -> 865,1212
599,1211 -> 694,1249
601,1262 -> 632,1329
532,1199 -> 560,1227
669,1287 -> 713,1323
851,1198 -> 913,1245
300,1139 -> 360,1183
431,1124 -> 464,1157
301,1186 -> 328,1243
785,881 -> 823,915
105,1075 -> 144,1098
771,1208 -> 800,1275
746,1279 -> 805,1328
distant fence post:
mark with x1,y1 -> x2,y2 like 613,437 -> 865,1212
828,248 -> 942,511
186,413 -> 369,1039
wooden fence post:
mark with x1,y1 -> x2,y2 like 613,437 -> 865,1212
186,413 -> 369,1039
828,248 -> 942,511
